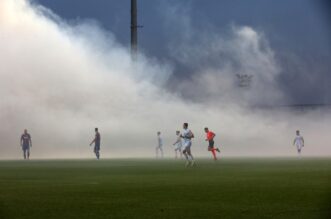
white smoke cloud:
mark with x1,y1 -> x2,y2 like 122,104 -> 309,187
161,2 -> 283,106
0,0 -> 329,159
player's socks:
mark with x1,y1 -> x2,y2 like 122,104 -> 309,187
185,154 -> 190,167
189,156 -> 194,162
211,149 -> 217,160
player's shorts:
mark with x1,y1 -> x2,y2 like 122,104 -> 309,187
175,145 -> 182,150
295,143 -> 303,150
22,144 -> 30,151
208,140 -> 214,148
183,141 -> 192,150
94,143 -> 100,152
175,143 -> 183,150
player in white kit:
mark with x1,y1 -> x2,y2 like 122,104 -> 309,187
293,130 -> 304,155
173,131 -> 182,159
156,131 -> 164,158
180,123 -> 195,167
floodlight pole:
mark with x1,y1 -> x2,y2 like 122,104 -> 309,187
131,0 -> 142,61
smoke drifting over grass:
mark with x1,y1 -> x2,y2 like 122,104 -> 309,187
0,0 -> 329,159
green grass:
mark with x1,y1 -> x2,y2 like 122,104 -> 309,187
0,158 -> 330,219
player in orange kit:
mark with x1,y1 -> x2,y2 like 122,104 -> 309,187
204,127 -> 220,160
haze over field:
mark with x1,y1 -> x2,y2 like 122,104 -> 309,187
0,0 -> 330,159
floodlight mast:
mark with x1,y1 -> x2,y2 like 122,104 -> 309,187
131,0 -> 142,61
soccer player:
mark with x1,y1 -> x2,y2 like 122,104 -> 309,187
173,131 -> 182,159
156,131 -> 164,158
204,127 -> 220,160
293,130 -> 304,155
90,128 -> 101,159
180,123 -> 195,167
20,129 -> 32,160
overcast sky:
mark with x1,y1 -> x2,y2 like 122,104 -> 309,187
34,0 -> 331,105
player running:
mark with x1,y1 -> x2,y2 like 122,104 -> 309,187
204,127 -> 220,160
293,130 -> 304,155
90,128 -> 101,159
172,131 -> 182,159
20,129 -> 32,160
180,123 -> 195,167
156,131 -> 164,158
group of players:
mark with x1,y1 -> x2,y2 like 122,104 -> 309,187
156,124 -> 305,167
156,123 -> 221,167
20,123 -> 305,166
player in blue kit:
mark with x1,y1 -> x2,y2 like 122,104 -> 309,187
20,129 -> 32,160
90,128 -> 101,159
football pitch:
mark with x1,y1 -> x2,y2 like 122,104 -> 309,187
0,158 -> 330,219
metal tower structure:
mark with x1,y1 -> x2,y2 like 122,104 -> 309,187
131,0 -> 142,61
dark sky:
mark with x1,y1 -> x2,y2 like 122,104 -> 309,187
34,0 -> 331,104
